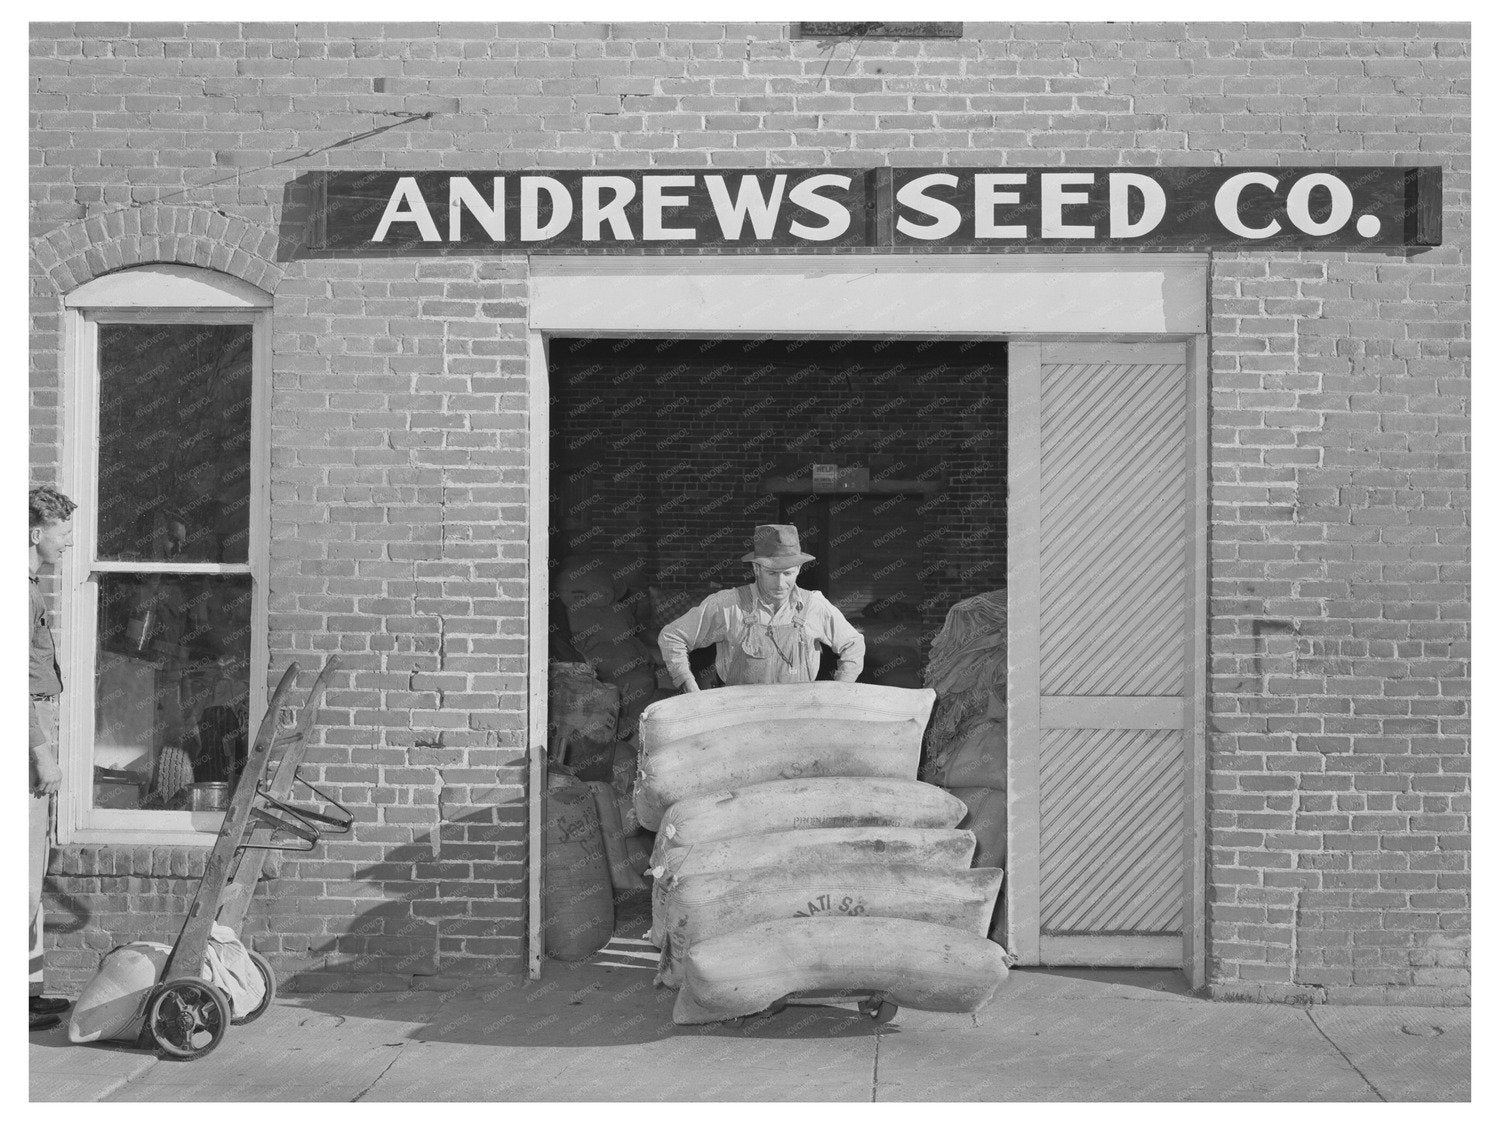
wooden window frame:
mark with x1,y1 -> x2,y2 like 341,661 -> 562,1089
57,267 -> 271,846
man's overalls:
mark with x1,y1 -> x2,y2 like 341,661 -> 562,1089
721,585 -> 820,686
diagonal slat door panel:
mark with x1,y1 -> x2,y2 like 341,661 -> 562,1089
1039,728 -> 1185,934
1039,360 -> 1189,699
1030,350 -> 1190,947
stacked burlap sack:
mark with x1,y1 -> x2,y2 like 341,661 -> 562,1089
921,592 -> 1008,903
544,662 -> 654,963
553,553 -> 658,742
634,682 -> 1010,1026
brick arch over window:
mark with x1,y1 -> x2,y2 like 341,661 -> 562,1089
31,204 -> 283,297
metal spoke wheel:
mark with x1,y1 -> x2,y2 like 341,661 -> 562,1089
146,979 -> 231,1060
232,950 -> 276,1026
858,996 -> 898,1024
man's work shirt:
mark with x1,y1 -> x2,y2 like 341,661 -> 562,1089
658,584 -> 865,688
30,576 -> 62,750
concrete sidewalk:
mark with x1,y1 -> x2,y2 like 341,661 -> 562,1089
30,962 -> 1469,1102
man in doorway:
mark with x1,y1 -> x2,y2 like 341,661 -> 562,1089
29,484 -> 76,1032
659,524 -> 865,691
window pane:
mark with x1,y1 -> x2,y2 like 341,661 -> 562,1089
96,323 -> 253,563
93,572 -> 252,811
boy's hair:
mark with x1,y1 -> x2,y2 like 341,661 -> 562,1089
30,484 -> 78,528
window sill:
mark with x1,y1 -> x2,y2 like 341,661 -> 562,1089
61,810 -> 227,846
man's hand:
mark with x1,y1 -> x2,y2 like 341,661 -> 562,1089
32,751 -> 61,797
682,681 -> 701,694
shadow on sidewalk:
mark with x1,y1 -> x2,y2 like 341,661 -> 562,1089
1022,968 -> 1195,998
286,956 -> 897,1048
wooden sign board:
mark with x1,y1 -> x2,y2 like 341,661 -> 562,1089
314,167 -> 1442,252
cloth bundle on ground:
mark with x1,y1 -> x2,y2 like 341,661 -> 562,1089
635,682 -> 1010,1025
68,923 -> 266,1044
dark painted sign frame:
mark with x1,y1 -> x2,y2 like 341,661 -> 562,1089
313,167 -> 1442,253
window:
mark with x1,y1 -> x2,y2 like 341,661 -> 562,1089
59,265 -> 271,845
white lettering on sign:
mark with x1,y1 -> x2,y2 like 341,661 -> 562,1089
705,174 -> 787,240
1215,171 -> 1281,239
974,173 -> 1027,238
1042,173 -> 1095,238
643,175 -> 697,240
522,176 -> 572,241
1108,173 -> 1166,239
447,176 -> 504,242
895,173 -> 961,240
356,168 -> 1400,248
1286,172 -> 1353,236
788,174 -> 854,241
372,176 -> 440,242
583,176 -> 636,241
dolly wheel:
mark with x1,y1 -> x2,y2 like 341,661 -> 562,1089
147,979 -> 231,1060
232,950 -> 276,1026
859,996 -> 898,1024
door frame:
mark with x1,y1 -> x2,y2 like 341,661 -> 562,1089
524,253 -> 1210,984
1005,339 -> 1209,986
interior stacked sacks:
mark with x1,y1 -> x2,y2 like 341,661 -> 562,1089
633,682 -> 1010,1025
921,590 -> 1009,916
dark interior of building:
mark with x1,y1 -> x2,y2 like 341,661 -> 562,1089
547,337 -> 1008,690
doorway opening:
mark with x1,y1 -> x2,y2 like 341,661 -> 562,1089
524,254 -> 1209,985
543,337 -> 1010,950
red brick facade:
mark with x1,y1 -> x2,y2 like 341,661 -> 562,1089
29,22 -> 1469,1003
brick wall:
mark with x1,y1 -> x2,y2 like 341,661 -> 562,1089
30,21 -> 1469,1002
548,337 -> 1006,644
1208,246 -> 1470,1004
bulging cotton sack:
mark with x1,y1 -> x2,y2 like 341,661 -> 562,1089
67,942 -> 173,1044
68,923 -> 266,1043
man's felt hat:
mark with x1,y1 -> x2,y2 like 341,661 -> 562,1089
741,524 -> 815,567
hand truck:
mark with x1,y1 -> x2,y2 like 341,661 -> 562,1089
717,990 -> 898,1028
139,656 -> 352,1060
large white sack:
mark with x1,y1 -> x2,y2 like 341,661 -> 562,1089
650,776 -> 966,870
673,916 -> 1011,1025
658,863 -> 1004,987
634,683 -> 936,829
648,826 -> 976,947
68,924 -> 267,1043
68,942 -> 174,1044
